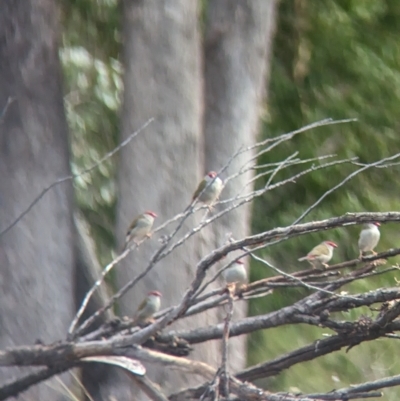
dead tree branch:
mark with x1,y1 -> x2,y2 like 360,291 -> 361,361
4,118 -> 400,400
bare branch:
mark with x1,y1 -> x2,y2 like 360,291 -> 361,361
71,138 -> 245,337
292,152 -> 400,225
196,212 -> 400,265
68,245 -> 135,336
0,344 -> 215,399
6,117 -> 400,401
243,118 -> 357,168
221,287 -> 234,397
0,365 -> 72,401
306,374 -> 400,399
171,375 -> 329,401
0,118 -> 154,237
70,121 -> 379,339
159,283 -> 400,346
74,212 -> 114,320
247,249 -> 359,299
237,301 -> 400,383
131,375 -> 169,401
1,254 -> 399,398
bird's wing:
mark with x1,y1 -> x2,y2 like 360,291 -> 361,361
308,243 -> 329,257
127,215 -> 150,236
135,298 -> 148,315
127,216 -> 140,236
192,179 -> 206,200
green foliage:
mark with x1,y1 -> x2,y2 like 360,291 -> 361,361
62,0 -> 120,59
250,1 -> 400,398
61,0 -> 121,265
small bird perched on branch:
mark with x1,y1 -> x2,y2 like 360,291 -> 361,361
298,240 -> 338,268
223,260 -> 247,289
122,211 -> 157,251
358,222 -> 381,259
192,171 -> 223,209
132,290 -> 162,325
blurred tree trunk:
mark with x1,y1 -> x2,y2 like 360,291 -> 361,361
0,1 -> 75,400
91,0 -> 277,399
203,0 -> 277,371
93,1 -> 206,399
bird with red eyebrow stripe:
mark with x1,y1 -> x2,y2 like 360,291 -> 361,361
122,211 -> 157,250
132,290 -> 161,325
298,240 -> 338,268
192,171 -> 223,209
358,222 -> 381,259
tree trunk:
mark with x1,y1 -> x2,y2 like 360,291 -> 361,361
93,1 -> 207,399
91,1 -> 278,398
0,1 -> 75,399
203,0 -> 277,371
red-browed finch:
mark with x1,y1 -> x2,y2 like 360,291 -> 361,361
132,290 -> 161,324
298,240 -> 338,268
192,171 -> 223,208
122,211 -> 157,250
223,260 -> 247,287
358,222 -> 380,258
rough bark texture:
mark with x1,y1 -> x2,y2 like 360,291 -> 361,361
95,1 -> 207,400
203,0 -> 277,372
0,1 -> 75,399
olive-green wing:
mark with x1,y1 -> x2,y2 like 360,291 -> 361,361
308,243 -> 329,257
192,178 -> 206,200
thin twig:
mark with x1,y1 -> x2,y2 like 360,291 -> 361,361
220,286 -> 234,398
292,152 -> 400,225
7,117 -> 400,401
248,250 -> 360,300
239,118 -> 357,171
130,376 -> 169,401
72,151 -> 361,338
0,97 -> 15,123
71,240 -> 168,338
306,374 -> 400,399
68,245 -> 136,337
0,118 -> 155,237
72,140 -> 246,337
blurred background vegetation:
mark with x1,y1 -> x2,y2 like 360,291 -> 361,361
61,0 -> 120,265
61,0 -> 400,399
